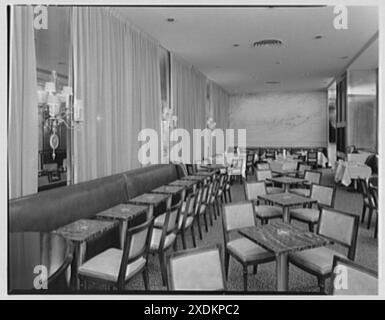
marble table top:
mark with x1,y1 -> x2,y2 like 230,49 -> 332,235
258,192 -> 317,208
96,203 -> 148,221
169,179 -> 197,188
53,219 -> 118,243
128,193 -> 171,206
239,221 -> 330,255
151,185 -> 185,195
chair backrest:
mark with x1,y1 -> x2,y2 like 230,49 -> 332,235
246,152 -> 255,164
222,201 -> 256,237
310,184 -> 336,208
167,244 -> 226,291
304,170 -> 322,185
193,187 -> 203,217
118,217 -> 154,286
370,186 -> 378,209
330,256 -> 378,295
307,151 -> 318,161
298,163 -> 311,173
317,208 -> 359,260
244,180 -> 267,201
256,162 -> 270,170
185,164 -> 194,175
265,150 -> 276,159
255,169 -> 272,181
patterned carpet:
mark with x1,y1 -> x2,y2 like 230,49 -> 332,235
91,169 -> 378,294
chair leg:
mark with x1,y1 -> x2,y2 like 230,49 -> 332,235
243,265 -> 248,291
203,211 -> 209,232
308,222 -> 314,232
367,208 -> 373,229
190,225 -> 196,248
142,268 -> 149,291
196,215 -> 203,240
374,213 -> 378,238
159,253 -> 167,286
224,192 -> 228,203
225,252 -> 230,280
209,206 -> 214,226
253,265 -> 258,275
228,189 -> 232,202
181,231 -> 187,249
317,276 -> 326,294
361,204 -> 366,223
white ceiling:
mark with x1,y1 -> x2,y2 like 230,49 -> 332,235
118,6 -> 378,94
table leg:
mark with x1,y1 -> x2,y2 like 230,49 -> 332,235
283,206 -> 289,223
71,241 -> 86,290
276,252 -> 289,292
284,184 -> 289,193
148,205 -> 154,219
119,220 -> 127,249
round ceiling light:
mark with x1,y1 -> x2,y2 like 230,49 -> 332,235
166,18 -> 175,22
265,81 -> 280,84
314,35 -> 323,39
253,39 -> 283,48
233,44 -> 240,47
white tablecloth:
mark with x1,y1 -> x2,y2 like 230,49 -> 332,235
347,152 -> 371,164
268,159 -> 299,171
334,160 -> 372,186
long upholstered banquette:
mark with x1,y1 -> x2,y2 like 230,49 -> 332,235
9,164 -> 185,259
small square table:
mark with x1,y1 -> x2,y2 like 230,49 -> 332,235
151,185 -> 186,204
169,179 -> 197,192
258,193 -> 317,223
96,204 -> 149,248
182,175 -> 208,185
128,193 -> 172,218
267,176 -> 307,193
239,221 -> 331,291
272,169 -> 299,176
53,219 -> 119,288
195,171 -> 216,177
200,164 -> 227,171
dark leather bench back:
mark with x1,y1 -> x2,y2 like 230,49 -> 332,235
9,164 -> 183,232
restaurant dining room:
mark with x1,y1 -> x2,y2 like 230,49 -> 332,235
7,3 -> 381,297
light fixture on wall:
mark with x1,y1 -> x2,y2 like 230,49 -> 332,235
37,70 -> 84,159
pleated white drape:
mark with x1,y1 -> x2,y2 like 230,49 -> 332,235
9,6 -> 38,198
72,8 -> 161,183
209,81 -> 230,131
171,54 -> 207,161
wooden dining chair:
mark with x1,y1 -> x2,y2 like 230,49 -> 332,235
256,162 -> 270,170
244,180 -> 283,224
78,218 -> 154,291
291,170 -> 322,197
289,207 -> 359,293
197,183 -> 210,233
295,163 -> 312,178
167,244 -> 226,291
357,178 -> 376,230
149,202 -> 182,286
330,256 -> 377,295
255,169 -> 283,194
369,184 -> 378,238
307,151 -> 318,169
222,201 -> 275,291
290,184 -> 336,232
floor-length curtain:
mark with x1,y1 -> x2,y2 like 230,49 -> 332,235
209,81 -> 230,131
171,54 -> 206,161
72,8 -> 161,183
9,6 -> 38,198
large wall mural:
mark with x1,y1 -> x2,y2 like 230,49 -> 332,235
229,91 -> 327,147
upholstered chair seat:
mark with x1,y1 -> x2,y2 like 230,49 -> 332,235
178,216 -> 193,230
289,247 -> 346,275
154,213 -> 166,227
227,238 -> 274,263
150,228 -> 176,251
290,208 -> 319,222
290,188 -> 310,197
78,248 -> 146,282
254,205 -> 283,219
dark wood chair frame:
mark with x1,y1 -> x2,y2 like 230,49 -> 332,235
357,178 -> 377,230
222,201 -> 275,291
79,217 -> 154,291
289,207 -> 360,294
290,183 -> 337,232
329,255 -> 378,295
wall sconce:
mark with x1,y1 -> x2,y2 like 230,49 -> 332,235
37,70 -> 84,159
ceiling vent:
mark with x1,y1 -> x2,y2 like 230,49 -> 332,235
253,39 -> 283,48
265,81 -> 280,84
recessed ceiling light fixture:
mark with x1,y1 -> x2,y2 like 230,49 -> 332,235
166,18 -> 175,22
233,44 -> 240,47
276,61 -> 281,65
265,81 -> 280,84
340,56 -> 349,59
314,35 -> 323,39
253,39 -> 283,48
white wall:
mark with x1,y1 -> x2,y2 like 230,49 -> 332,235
229,91 -> 328,147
